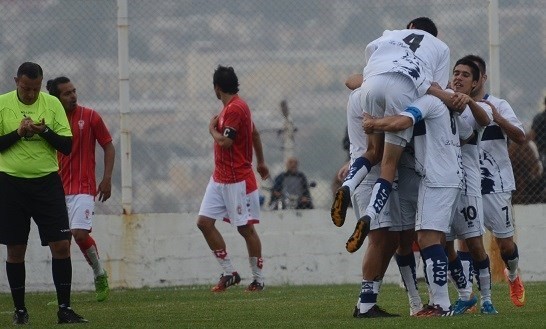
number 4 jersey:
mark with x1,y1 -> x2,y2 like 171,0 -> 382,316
363,29 -> 450,97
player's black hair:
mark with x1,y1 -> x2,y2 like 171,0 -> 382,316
17,62 -> 43,79
46,76 -> 71,98
461,54 -> 487,75
213,65 -> 239,94
406,17 -> 438,37
454,58 -> 481,82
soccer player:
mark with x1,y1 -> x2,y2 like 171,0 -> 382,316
362,83 -> 474,316
342,83 -> 423,317
462,54 -> 527,307
342,87 -> 401,318
331,17 -> 451,254
0,62 -> 87,324
47,76 -> 115,302
197,65 -> 270,292
429,58 -> 497,314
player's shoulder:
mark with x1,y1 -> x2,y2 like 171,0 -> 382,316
486,94 -> 516,114
227,95 -> 250,112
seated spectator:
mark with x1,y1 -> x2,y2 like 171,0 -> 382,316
270,157 -> 314,209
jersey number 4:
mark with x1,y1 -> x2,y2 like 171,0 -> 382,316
403,33 -> 424,52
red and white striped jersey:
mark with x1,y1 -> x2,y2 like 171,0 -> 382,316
58,105 -> 113,196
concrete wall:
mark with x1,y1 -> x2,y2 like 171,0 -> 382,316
1,205 -> 545,292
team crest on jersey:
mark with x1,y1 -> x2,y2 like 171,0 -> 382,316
85,209 -> 90,219
237,205 -> 242,215
78,120 -> 85,130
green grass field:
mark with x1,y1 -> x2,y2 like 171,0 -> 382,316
1,282 -> 545,328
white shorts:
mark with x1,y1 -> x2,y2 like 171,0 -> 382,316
398,167 -> 420,231
199,177 -> 260,227
415,184 -> 460,233
66,194 -> 95,231
447,194 -> 485,241
361,73 -> 418,144
352,181 -> 402,231
482,192 -> 515,238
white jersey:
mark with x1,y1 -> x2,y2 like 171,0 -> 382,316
460,102 -> 493,197
401,95 -> 472,187
480,94 -> 525,194
363,29 -> 450,97
347,88 -> 380,184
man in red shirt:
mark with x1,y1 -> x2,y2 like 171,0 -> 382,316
197,65 -> 270,292
47,76 -> 115,302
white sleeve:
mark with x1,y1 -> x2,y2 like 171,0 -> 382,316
498,99 -> 525,134
476,102 -> 494,128
364,39 -> 379,65
433,46 -> 451,89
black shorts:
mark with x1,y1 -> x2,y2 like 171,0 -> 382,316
0,172 -> 71,246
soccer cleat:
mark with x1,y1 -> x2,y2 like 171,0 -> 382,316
13,308 -> 29,325
353,305 -> 400,318
95,271 -> 110,302
480,301 -> 498,314
331,186 -> 350,227
415,304 -> 454,317
345,216 -> 371,253
245,280 -> 265,292
57,307 -> 88,324
504,269 -> 525,307
211,272 -> 241,292
452,294 -> 478,315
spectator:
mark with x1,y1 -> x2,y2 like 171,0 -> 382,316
529,96 -> 546,200
270,157 -> 314,209
509,137 -> 544,204
530,97 -> 546,165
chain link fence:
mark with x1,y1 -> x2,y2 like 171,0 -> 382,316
1,0 -> 544,214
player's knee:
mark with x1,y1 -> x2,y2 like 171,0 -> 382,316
49,240 -> 71,258
71,229 -> 89,243
196,216 -> 213,232
237,224 -> 256,238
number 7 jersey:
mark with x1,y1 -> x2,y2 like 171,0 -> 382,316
363,28 -> 450,97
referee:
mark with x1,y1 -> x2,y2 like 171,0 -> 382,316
0,62 -> 87,325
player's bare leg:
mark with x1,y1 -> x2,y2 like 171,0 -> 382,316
496,236 -> 525,307
238,224 -> 265,291
354,229 -> 400,318
396,230 -> 423,315
72,229 -> 109,302
197,216 -> 239,291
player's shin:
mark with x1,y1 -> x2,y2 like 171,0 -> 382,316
364,178 -> 392,221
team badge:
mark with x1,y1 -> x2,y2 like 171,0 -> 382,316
78,120 -> 85,130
